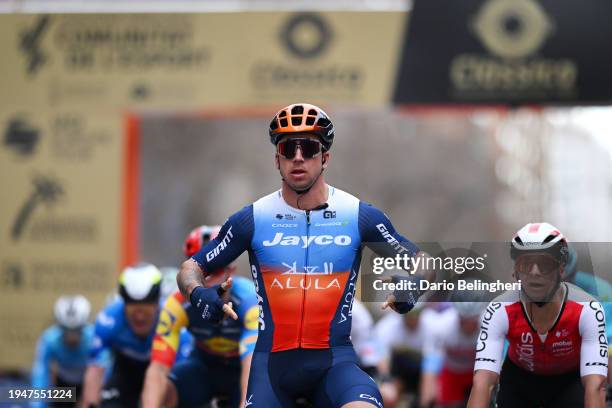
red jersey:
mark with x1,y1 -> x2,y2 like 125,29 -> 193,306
474,283 -> 608,376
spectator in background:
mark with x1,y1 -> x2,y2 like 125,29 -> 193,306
375,303 -> 438,408
31,295 -> 93,408
350,300 -> 381,377
419,300 -> 484,408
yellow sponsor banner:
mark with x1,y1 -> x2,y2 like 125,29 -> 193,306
0,109 -> 123,369
0,10 -> 407,369
0,12 -> 405,110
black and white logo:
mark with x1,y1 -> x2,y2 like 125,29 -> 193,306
11,175 -> 64,241
4,117 -> 40,157
323,210 -> 336,219
19,15 -> 51,76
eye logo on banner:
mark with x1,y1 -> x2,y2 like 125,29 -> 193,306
450,0 -> 577,99
471,0 -> 553,59
19,15 -> 51,77
4,117 -> 40,157
280,13 -> 332,59
393,0 -> 612,104
250,12 -> 362,93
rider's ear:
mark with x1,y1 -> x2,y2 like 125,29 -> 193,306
322,151 -> 329,168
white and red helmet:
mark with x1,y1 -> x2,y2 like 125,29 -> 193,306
183,224 -> 236,286
183,225 -> 222,258
510,222 -> 568,264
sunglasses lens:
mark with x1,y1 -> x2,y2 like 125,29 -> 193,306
516,255 -> 559,275
278,139 -> 298,159
278,139 -> 321,159
299,139 -> 321,158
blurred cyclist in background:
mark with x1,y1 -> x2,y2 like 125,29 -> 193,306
142,225 -> 258,408
31,295 -> 92,408
420,294 -> 485,408
375,304 -> 437,408
82,263 -> 164,408
177,103 -> 434,407
350,300 -> 380,378
468,223 -> 608,408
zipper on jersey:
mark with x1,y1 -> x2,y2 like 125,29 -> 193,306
298,210 -> 311,348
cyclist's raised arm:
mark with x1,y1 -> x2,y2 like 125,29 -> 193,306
579,300 -> 608,408
358,202 -> 434,283
468,301 -> 508,408
178,205 -> 254,298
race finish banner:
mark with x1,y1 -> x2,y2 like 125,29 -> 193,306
393,0 -> 612,105
0,12 -> 404,110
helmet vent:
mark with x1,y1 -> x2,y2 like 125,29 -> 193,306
291,116 -> 302,126
305,116 -> 316,126
317,117 -> 331,128
291,105 -> 304,115
542,235 -> 556,244
514,236 -> 524,246
269,119 -> 278,130
280,117 -> 288,127
308,109 -> 317,116
279,111 -> 287,118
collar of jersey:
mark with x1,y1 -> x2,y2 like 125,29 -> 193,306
276,185 -> 335,213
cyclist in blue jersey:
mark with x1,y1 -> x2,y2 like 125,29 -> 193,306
31,295 -> 92,408
177,103 -> 434,407
82,263 -> 164,408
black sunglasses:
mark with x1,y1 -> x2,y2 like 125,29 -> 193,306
277,138 -> 322,159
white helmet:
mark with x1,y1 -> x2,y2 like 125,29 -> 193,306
510,222 -> 568,264
118,263 -> 162,303
54,295 -> 91,329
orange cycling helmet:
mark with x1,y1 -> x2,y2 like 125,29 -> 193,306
269,103 -> 335,151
